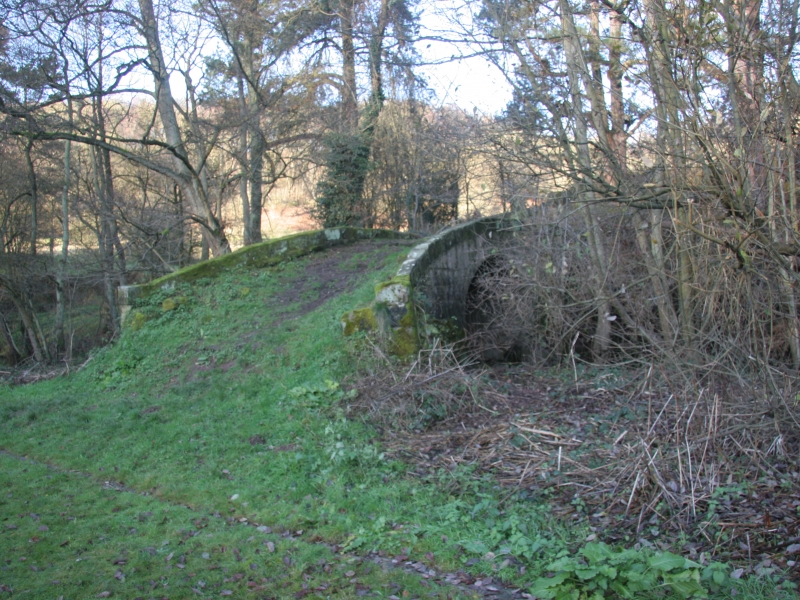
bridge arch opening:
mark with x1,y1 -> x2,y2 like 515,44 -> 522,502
464,254 -> 527,363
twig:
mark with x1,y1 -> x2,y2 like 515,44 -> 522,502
625,471 -> 641,516
647,394 -> 673,437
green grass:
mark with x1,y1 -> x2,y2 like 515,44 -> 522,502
0,452 -> 449,599
1,244 -> 797,599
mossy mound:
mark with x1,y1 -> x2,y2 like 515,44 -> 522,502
341,307 -> 379,336
127,311 -> 151,331
119,227 -> 414,329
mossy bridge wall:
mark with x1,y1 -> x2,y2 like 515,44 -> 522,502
342,216 -> 520,354
118,217 -> 519,354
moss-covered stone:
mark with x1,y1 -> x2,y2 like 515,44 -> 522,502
374,274 -> 411,296
388,303 -> 418,356
341,307 -> 379,336
374,278 -> 410,307
127,311 -> 151,331
343,276 -> 418,356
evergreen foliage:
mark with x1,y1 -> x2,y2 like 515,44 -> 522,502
314,132 -> 372,227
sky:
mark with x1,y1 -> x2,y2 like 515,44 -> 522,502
414,1 -> 515,116
416,51 -> 514,116
158,0 -> 515,116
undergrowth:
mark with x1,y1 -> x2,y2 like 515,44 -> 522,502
0,243 -> 797,599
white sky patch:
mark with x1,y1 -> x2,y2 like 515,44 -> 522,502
417,52 -> 513,116
414,1 -> 514,116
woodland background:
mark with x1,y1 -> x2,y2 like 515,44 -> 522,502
0,0 -> 799,379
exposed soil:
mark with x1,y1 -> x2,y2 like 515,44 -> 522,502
352,359 -> 800,583
272,240 -> 414,319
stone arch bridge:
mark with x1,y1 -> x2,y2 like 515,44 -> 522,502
118,216 -> 520,354
342,215 -> 521,355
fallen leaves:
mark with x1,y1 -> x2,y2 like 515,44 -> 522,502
360,362 -> 800,575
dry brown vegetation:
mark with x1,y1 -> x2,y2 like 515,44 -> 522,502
350,339 -> 800,580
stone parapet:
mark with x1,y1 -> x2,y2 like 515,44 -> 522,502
118,227 -> 412,327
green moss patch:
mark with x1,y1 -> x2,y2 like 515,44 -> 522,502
127,310 -> 151,331
341,306 -> 379,336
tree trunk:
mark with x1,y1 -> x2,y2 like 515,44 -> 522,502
25,142 -> 38,256
639,0 -> 695,346
137,0 -> 230,256
559,0 -> 612,359
0,310 -> 22,364
633,209 -> 679,345
92,143 -> 120,336
607,10 -> 627,169
360,0 -> 390,139
237,72 -> 252,246
247,126 -> 265,243
340,0 -> 358,129
90,41 -> 122,336
0,274 -> 49,363
243,48 -> 265,244
55,115 -> 72,355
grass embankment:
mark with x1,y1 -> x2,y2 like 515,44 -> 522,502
0,242 -> 796,599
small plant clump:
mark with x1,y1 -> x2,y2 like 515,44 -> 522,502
531,543 -> 733,599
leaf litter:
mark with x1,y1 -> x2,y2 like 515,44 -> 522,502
350,345 -> 800,584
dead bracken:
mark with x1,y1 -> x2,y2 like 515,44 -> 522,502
350,344 -> 800,583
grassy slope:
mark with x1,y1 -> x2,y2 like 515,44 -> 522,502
0,245 -> 485,598
0,243 -> 796,599
0,452 -> 440,599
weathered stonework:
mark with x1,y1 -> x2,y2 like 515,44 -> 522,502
341,307 -> 380,336
118,227 -> 412,326
342,215 -> 520,356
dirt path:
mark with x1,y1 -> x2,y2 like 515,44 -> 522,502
272,240 -> 414,319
